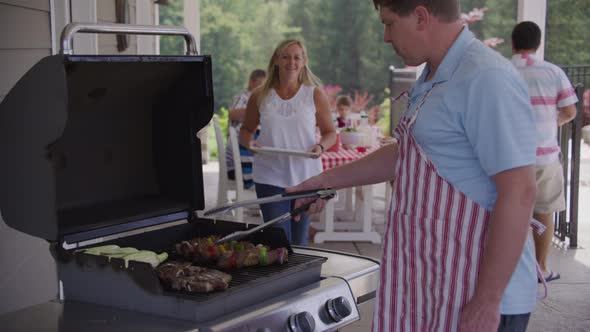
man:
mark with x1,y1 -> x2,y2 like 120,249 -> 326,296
510,21 -> 578,283
226,69 -> 266,188
289,1 -> 539,331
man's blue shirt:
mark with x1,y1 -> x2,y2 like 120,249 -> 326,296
403,27 -> 538,314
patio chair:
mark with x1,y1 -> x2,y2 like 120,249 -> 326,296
212,117 -> 257,223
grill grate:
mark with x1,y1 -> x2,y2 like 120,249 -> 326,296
162,252 -> 326,301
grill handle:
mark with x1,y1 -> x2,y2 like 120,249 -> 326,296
60,22 -> 198,55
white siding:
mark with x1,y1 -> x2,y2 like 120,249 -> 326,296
0,0 -> 49,11
0,1 -> 58,315
0,2 -> 52,99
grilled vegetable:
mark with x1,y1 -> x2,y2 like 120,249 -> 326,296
104,247 -> 140,258
79,245 -> 168,268
82,245 -> 120,255
158,252 -> 168,263
123,251 -> 168,268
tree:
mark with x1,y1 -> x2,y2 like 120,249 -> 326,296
545,0 -> 590,66
460,0 -> 516,57
159,1 -> 184,55
288,0 -> 402,110
199,0 -> 299,112
162,0 -> 588,116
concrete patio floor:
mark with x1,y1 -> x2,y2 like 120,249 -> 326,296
202,140 -> 590,332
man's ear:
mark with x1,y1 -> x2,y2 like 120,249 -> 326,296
414,6 -> 430,31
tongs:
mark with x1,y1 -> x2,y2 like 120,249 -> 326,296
203,188 -> 336,244
203,188 -> 336,217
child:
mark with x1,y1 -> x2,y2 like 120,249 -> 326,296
227,69 -> 266,189
335,95 -> 352,128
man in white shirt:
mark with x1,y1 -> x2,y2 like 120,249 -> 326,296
510,21 -> 578,282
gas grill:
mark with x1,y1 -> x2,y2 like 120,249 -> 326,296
0,23 -> 379,331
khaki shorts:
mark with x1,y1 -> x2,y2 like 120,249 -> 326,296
535,161 -> 566,214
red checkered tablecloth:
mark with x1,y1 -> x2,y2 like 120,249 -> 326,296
321,145 -> 380,170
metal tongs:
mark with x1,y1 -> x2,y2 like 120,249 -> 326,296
203,189 -> 336,244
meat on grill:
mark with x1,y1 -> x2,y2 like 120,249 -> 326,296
156,261 -> 232,293
217,247 -> 288,270
175,236 -> 288,270
176,236 -> 255,264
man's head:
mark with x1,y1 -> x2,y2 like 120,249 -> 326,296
247,69 -> 266,91
511,21 -> 541,53
372,0 -> 460,23
373,0 -> 461,66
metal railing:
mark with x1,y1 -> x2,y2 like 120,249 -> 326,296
556,65 -> 590,248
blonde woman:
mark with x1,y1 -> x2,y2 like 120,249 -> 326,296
239,39 -> 336,245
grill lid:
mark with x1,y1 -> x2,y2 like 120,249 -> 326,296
0,24 -> 213,242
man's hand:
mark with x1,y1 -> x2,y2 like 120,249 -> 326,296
286,175 -> 326,221
557,104 -> 577,126
458,297 -> 500,332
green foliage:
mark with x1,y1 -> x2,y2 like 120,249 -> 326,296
458,0 -> 590,65
217,107 -> 230,137
288,0 -> 402,106
207,107 -> 230,160
159,1 -> 184,55
200,0 -> 299,112
460,0 -> 517,57
377,88 -> 391,136
159,0 -> 588,126
545,0 -> 590,66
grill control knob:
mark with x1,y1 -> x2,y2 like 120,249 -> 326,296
288,311 -> 316,332
325,296 -> 353,322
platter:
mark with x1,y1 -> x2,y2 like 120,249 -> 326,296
250,146 -> 319,158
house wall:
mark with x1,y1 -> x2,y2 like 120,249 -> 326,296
96,0 -> 158,55
0,0 -> 58,315
0,1 -> 52,102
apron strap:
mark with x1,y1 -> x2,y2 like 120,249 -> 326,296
536,264 -> 548,300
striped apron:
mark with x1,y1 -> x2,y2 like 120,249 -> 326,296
373,88 -> 545,331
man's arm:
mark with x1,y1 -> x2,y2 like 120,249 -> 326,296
458,165 -> 536,332
288,143 -> 399,218
558,104 -> 577,126
311,142 -> 398,190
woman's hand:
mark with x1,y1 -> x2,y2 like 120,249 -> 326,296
286,175 -> 327,221
308,144 -> 323,159
247,140 -> 261,154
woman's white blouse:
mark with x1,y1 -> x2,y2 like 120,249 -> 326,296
253,84 -> 322,187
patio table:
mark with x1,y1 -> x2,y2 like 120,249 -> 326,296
314,144 -> 382,244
